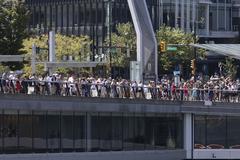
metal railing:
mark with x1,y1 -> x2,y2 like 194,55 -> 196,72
1,79 -> 240,103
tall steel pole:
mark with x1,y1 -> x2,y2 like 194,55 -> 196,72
127,0 -> 158,83
106,0 -> 112,77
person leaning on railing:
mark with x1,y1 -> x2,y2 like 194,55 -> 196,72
1,74 -> 240,103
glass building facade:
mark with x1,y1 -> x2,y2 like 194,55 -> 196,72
25,0 -> 240,40
159,0 -> 240,40
195,115 -> 240,149
0,110 -> 183,154
25,0 -> 160,56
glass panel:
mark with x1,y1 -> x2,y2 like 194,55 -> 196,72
63,5 -> 67,27
79,3 -> 85,25
47,111 -> 60,152
228,116 -> 240,149
174,114 -> 183,149
194,115 -> 206,149
4,110 -> 18,153
39,6 -> 44,28
218,6 -> 225,30
74,4 -> 79,27
57,5 -> 62,28
61,112 -> 73,152
133,113 -> 145,150
86,3 -> 91,25
74,112 -> 86,152
154,114 -> 169,149
111,113 -> 123,151
91,113 -> 99,151
210,6 -> 218,31
99,113 -> 111,151
206,116 -> 226,149
33,111 -> 47,153
19,110 -> 32,153
198,5 -> 206,29
52,5 -> 56,28
123,113 -> 134,151
145,113 -> 156,150
156,114 -> 182,150
69,4 -> 73,28
46,5 -> 51,28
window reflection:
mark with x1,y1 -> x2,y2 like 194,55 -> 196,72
228,117 -> 240,149
194,115 -> 206,149
19,111 -> 32,153
33,111 -> 47,153
134,113 -> 145,150
47,112 -> 60,153
74,112 -> 86,152
0,110 -> 183,153
206,116 -> 226,149
61,112 -> 73,152
4,110 -> 18,154
123,113 -> 134,151
112,113 -> 123,151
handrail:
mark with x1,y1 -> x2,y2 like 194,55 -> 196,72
0,78 -> 240,103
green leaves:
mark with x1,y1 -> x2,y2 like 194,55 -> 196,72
156,25 -> 197,72
22,34 -> 92,62
223,58 -> 238,79
0,0 -> 29,70
21,33 -> 92,75
105,22 -> 136,67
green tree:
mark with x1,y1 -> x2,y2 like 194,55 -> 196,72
156,25 -> 197,73
21,33 -> 92,75
105,23 -> 136,67
106,23 -> 202,76
0,0 -> 29,70
223,57 -> 238,79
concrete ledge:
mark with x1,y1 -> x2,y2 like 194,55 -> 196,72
0,94 -> 182,113
0,150 -> 185,160
0,94 -> 240,115
194,149 -> 240,159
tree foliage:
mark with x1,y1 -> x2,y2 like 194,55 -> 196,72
156,25 -> 197,73
105,23 -> 136,67
0,0 -> 29,70
223,57 -> 238,79
108,23 -> 200,75
21,33 -> 92,75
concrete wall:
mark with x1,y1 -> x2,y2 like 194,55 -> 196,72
0,150 -> 185,160
0,94 -> 240,116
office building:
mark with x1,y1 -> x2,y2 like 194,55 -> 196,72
25,0 -> 240,45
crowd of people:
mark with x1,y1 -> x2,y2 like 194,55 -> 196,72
1,71 -> 240,103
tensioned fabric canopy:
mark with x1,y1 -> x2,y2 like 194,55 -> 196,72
191,44 -> 240,59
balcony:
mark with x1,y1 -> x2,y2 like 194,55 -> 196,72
198,29 -> 239,38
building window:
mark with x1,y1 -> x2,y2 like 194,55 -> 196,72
74,112 -> 86,152
111,113 -> 123,151
194,115 -> 240,149
3,110 -> 18,154
206,116 -> 226,149
61,112 -> 74,152
227,116 -> 240,149
33,111 -> 47,153
0,110 -> 183,154
19,110 -> 33,153
47,111 -> 60,153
